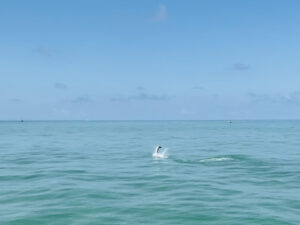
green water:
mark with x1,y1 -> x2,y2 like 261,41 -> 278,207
1,121 -> 299,224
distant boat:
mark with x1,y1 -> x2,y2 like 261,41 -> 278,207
227,120 -> 232,123
20,120 -> 24,122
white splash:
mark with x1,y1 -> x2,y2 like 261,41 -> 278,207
152,148 -> 168,159
199,157 -> 233,162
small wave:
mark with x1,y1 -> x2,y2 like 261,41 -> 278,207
199,157 -> 233,162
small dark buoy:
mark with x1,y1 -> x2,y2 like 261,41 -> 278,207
21,120 -> 24,122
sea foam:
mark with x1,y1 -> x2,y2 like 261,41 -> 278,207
199,157 -> 233,162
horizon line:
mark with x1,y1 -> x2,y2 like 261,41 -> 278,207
1,119 -> 300,122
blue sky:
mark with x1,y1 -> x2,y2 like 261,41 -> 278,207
1,0 -> 300,120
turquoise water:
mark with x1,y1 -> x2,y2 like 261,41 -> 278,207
1,121 -> 300,225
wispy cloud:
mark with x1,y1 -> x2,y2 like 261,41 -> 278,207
71,95 -> 93,104
53,108 -> 70,116
36,46 -> 53,57
180,108 -> 196,115
136,86 -> 146,91
152,3 -> 167,22
232,63 -> 250,71
11,98 -> 21,103
192,86 -> 204,90
248,91 -> 300,104
247,92 -> 271,101
54,82 -> 68,90
111,92 -> 170,102
282,92 -> 300,104
133,93 -> 170,101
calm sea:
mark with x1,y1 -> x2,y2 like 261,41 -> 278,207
1,121 -> 299,225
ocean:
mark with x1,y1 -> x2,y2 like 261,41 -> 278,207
0,121 -> 299,225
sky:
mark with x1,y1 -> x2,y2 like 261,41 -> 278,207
1,0 -> 300,120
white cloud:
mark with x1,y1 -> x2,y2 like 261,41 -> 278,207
153,4 -> 167,22
192,86 -> 204,91
110,92 -> 170,102
36,46 -> 53,57
54,82 -> 67,89
232,63 -> 250,71
71,95 -> 93,104
180,108 -> 196,115
11,98 -> 21,103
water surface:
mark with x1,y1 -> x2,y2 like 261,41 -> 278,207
1,121 -> 299,224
